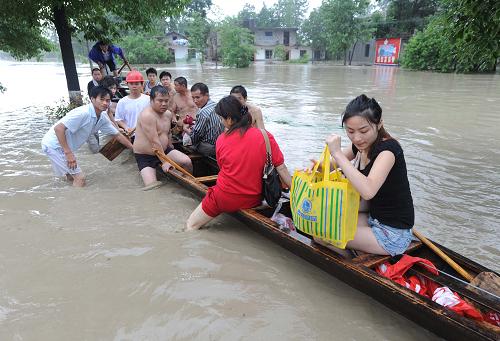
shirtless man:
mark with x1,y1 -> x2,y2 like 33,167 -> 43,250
170,77 -> 198,135
159,71 -> 175,94
133,86 -> 192,187
230,85 -> 265,129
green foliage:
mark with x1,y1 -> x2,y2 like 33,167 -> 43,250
219,20 -> 255,68
237,0 -> 308,29
45,97 -> 89,120
400,18 -> 455,72
237,4 -> 258,22
184,0 -> 212,18
401,0 -> 499,73
274,45 -> 287,61
0,0 -> 190,60
384,0 -> 438,37
0,15 -> 53,60
303,0 -> 372,63
256,5 -> 280,27
185,13 -> 211,50
442,0 -> 499,73
274,0 -> 308,28
302,8 -> 329,50
118,35 -> 173,64
288,53 -> 310,64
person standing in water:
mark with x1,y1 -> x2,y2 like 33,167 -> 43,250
41,86 -> 133,187
133,86 -> 192,187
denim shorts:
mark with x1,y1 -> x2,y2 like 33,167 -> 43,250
369,215 -> 412,256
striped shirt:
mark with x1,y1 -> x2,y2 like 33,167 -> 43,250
190,99 -> 224,146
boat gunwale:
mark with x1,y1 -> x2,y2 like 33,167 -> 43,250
163,150 -> 500,340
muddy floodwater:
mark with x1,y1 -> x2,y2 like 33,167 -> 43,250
0,61 -> 499,340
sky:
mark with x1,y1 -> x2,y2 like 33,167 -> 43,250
208,0 -> 323,20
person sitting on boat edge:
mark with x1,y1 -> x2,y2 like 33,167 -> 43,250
230,85 -> 265,129
87,68 -> 102,96
143,67 -> 160,96
185,82 -> 224,158
186,96 -> 292,231
114,70 -> 150,139
133,86 -> 192,187
41,86 -> 133,187
313,94 -> 414,256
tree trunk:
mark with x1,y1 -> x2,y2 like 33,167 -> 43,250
53,5 -> 82,106
344,50 -> 347,66
349,41 -> 358,66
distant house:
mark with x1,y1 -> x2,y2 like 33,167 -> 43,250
165,31 -> 189,61
252,27 -> 312,61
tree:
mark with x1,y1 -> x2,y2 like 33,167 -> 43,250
302,8 -> 329,50
185,13 -> 211,51
400,17 -> 455,72
319,0 -> 373,65
237,3 -> 258,21
274,45 -> 287,61
118,35 -> 174,64
384,0 -> 439,37
0,1 -> 189,104
401,0 -> 499,73
274,0 -> 308,28
218,19 -> 255,68
257,4 -> 280,27
442,0 -> 499,73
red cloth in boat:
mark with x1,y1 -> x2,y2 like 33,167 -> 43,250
376,255 -> 484,322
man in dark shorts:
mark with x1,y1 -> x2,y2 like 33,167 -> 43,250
88,40 -> 128,77
133,86 -> 192,187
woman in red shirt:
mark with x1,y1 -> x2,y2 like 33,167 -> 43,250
186,96 -> 291,230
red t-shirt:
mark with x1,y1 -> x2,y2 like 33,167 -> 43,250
215,127 -> 285,196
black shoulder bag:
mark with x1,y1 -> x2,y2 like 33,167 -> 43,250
260,129 -> 282,207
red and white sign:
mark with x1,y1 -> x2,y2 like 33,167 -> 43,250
374,38 -> 401,65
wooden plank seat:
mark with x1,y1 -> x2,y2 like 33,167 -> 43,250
351,241 -> 423,268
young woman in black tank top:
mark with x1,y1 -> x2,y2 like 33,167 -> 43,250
314,94 -> 414,256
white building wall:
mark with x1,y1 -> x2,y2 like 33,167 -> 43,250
175,47 -> 188,61
255,48 -> 266,60
290,47 -> 312,60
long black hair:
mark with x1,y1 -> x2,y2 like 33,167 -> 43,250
342,94 -> 393,159
215,96 -> 252,135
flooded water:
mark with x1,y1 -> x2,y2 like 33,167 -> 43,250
0,61 -> 499,340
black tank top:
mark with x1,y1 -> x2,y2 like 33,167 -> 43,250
353,139 -> 414,229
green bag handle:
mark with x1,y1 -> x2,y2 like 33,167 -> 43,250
308,145 -> 340,184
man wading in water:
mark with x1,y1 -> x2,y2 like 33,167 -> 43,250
133,86 -> 192,188
41,86 -> 133,187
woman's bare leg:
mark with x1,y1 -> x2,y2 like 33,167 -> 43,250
186,203 -> 214,231
346,212 -> 389,255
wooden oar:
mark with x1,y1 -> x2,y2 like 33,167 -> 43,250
414,229 -> 500,306
413,229 -> 474,282
116,63 -> 127,75
116,61 -> 133,75
153,149 -> 195,179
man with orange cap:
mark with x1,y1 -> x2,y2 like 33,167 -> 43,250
115,70 -> 150,137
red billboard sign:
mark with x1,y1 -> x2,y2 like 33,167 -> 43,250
374,38 -> 402,65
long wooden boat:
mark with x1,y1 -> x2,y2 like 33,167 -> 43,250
161,144 -> 499,340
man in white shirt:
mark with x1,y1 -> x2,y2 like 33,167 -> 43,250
114,70 -> 150,137
41,86 -> 133,187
